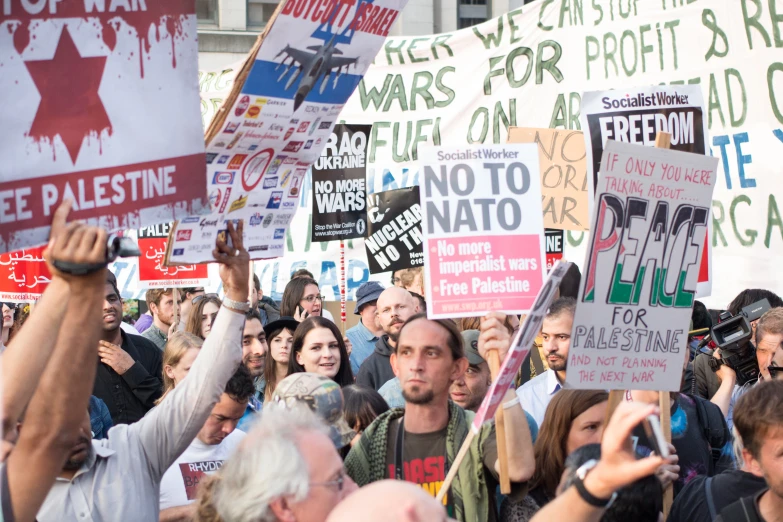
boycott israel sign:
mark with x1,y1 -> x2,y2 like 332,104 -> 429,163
419,144 -> 545,319
312,124 -> 370,242
166,0 -> 407,265
566,141 -> 718,392
138,224 -> 208,289
0,1 -> 206,254
365,187 -> 423,274
507,128 -> 589,231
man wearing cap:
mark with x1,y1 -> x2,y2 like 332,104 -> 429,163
93,272 -> 163,425
449,330 -> 493,412
346,281 -> 385,375
274,373 -> 357,449
158,366 -> 255,522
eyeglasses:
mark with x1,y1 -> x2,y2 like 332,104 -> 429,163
192,293 -> 220,305
311,470 -> 347,492
301,295 -> 323,303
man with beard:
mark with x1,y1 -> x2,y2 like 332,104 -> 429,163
142,287 -> 180,350
237,309 -> 268,432
346,313 -> 535,522
356,287 -> 418,391
515,297 -> 575,427
33,220 -> 250,522
92,272 -> 164,424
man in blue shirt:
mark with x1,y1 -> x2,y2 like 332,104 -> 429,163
346,282 -> 385,375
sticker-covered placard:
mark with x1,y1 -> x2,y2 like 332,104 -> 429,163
0,1 -> 207,253
365,187 -> 423,274
165,0 -> 407,264
566,141 -> 718,392
419,144 -> 546,319
138,224 -> 208,289
312,124 -> 370,242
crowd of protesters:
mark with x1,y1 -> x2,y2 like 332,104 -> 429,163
1,209 -> 783,522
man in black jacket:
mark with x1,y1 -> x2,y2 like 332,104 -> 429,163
356,287 -> 418,391
93,273 -> 163,424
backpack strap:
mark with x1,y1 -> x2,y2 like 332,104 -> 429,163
705,476 -> 717,520
719,496 -> 760,522
691,394 -> 729,469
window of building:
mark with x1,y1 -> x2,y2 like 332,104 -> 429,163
196,0 -> 217,23
458,17 -> 486,28
248,0 -> 280,29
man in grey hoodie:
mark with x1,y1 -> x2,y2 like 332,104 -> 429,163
356,287 -> 419,391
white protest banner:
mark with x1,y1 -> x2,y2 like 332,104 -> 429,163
1,1 -> 207,254
419,144 -> 545,319
166,0 -> 408,265
473,260 -> 571,431
567,140 -> 718,392
219,0 -> 783,309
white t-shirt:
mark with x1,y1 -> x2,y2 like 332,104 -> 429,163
159,430 -> 245,510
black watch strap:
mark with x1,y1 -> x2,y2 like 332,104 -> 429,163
574,475 -> 616,508
52,260 -> 107,276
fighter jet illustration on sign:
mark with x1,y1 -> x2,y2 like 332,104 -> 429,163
274,35 -> 358,111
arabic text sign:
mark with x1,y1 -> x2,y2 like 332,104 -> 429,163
419,144 -> 546,319
312,124 -> 370,242
0,2 -> 207,254
0,246 -> 51,302
507,128 -> 589,232
473,261 -> 571,432
138,224 -> 208,289
566,141 -> 719,392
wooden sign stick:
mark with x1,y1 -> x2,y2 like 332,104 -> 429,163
488,350 -> 511,494
436,430 -> 477,503
654,131 -> 674,518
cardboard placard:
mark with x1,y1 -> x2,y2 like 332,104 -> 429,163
364,187 -> 423,274
138,224 -> 208,289
508,128 -> 589,231
0,246 -> 51,302
566,141 -> 718,391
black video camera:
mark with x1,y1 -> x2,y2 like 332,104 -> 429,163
707,298 -> 771,386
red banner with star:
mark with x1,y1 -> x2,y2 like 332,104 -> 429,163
0,0 -> 207,254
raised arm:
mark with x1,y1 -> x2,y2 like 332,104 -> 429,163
6,203 -> 109,522
134,221 -> 249,480
1,202 -> 73,437
479,312 -> 535,483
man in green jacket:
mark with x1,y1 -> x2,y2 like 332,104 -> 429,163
346,312 -> 536,522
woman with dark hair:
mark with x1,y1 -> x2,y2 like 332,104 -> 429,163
288,316 -> 353,387
280,277 -> 322,319
342,385 -> 389,446
184,294 -> 222,340
262,317 -> 299,402
500,389 -> 609,522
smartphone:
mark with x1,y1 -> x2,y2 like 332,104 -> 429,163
642,415 -> 670,458
297,304 -> 305,317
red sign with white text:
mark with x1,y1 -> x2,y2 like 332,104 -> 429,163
0,246 -> 51,302
0,2 -> 207,254
138,224 -> 208,289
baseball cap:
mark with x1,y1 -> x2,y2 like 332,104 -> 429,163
354,281 -> 384,314
273,373 -> 356,448
460,330 -> 484,366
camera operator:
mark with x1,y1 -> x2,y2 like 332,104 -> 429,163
711,308 -> 783,430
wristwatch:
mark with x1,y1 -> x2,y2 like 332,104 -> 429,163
573,459 -> 617,509
222,296 -> 250,312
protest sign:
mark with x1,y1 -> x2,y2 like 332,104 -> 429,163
545,229 -> 564,272
419,144 -> 545,319
0,1 -> 207,254
364,187 -> 423,274
312,124 -> 370,242
138,224 -> 208,290
0,246 -> 51,302
507,128 -> 588,231
566,140 -> 718,392
165,0 -> 408,265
